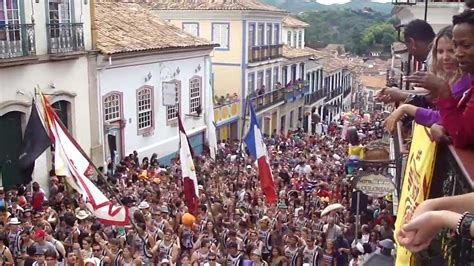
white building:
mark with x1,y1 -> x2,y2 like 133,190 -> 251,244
0,0 -> 93,190
95,2 -> 215,165
392,0 -> 465,33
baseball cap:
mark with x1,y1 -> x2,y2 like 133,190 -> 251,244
32,229 -> 46,239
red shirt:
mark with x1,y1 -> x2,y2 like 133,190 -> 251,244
32,191 -> 44,211
438,87 -> 474,148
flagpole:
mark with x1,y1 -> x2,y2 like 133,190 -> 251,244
236,95 -> 250,177
37,91 -> 146,243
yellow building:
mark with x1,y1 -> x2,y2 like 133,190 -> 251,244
153,0 -> 289,140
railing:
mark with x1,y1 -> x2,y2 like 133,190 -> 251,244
213,100 -> 240,124
393,124 -> 474,265
248,44 -> 283,63
343,87 -> 352,98
304,90 -> 326,105
326,87 -> 344,101
286,83 -> 309,102
250,87 -> 286,112
46,23 -> 84,54
0,24 -> 36,59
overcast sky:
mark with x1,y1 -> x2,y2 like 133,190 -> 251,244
317,0 -> 391,4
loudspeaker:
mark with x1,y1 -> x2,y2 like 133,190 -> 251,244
351,190 -> 368,214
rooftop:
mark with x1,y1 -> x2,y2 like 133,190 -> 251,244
95,2 -> 215,55
152,0 -> 286,12
282,45 -> 318,59
360,75 -> 386,89
282,16 -> 309,28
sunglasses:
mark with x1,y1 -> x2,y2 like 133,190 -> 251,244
93,249 -> 101,252
208,258 -> 216,261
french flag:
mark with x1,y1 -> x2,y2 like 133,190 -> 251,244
243,102 -> 277,204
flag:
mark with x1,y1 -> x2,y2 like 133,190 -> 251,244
40,93 -> 128,226
178,114 -> 199,215
243,102 -> 277,203
18,100 -> 51,183
206,80 -> 218,160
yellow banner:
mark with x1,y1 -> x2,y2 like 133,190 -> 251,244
395,124 -> 437,265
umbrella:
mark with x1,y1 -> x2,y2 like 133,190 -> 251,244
321,203 -> 345,216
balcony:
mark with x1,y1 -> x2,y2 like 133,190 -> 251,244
46,23 -> 85,59
286,81 -> 309,103
0,24 -> 37,66
213,100 -> 240,126
250,87 -> 285,112
326,87 -> 344,102
343,87 -> 352,98
392,123 -> 474,265
248,44 -> 283,63
304,90 -> 326,105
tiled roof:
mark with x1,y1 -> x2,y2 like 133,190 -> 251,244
95,2 -> 215,55
152,0 -> 286,12
392,42 -> 407,54
282,45 -> 317,59
282,16 -> 309,28
360,75 -> 387,89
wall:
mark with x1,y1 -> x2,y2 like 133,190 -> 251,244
213,65 -> 242,97
0,57 -> 92,190
98,52 -> 211,160
397,3 -> 463,33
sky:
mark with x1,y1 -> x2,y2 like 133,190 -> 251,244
317,0 -> 391,4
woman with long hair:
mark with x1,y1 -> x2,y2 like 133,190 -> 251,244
385,25 -> 471,131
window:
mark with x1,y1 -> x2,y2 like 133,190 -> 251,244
298,107 -> 303,120
183,23 -> 199,36
52,100 -> 70,130
290,110 -> 294,128
298,31 -> 303,48
293,31 -> 297,48
266,24 -> 272,45
273,67 -> 279,89
248,23 -> 255,48
103,92 -> 122,122
300,63 -> 305,80
212,23 -> 229,49
189,76 -> 202,113
265,69 -> 272,90
165,81 -> 181,121
248,73 -> 255,94
282,67 -> 288,85
274,24 -> 279,45
287,31 -> 292,45
48,0 -> 71,38
137,86 -> 153,132
0,0 -> 21,42
257,23 -> 264,46
257,71 -> 264,90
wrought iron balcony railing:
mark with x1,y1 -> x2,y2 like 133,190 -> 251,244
248,44 -> 283,63
250,86 -> 286,112
0,24 -> 36,59
46,23 -> 84,55
304,90 -> 326,105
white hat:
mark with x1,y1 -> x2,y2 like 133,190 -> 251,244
198,185 -> 204,190
8,217 -> 20,225
76,209 -> 90,220
138,201 -> 150,209
246,165 -> 252,169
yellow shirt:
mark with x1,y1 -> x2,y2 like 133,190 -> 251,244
348,144 -> 365,160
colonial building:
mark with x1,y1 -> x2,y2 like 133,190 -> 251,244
0,0 -> 93,189
94,2 -> 215,165
152,0 -> 289,140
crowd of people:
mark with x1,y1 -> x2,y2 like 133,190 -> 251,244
0,113 -> 399,266
2,4 -> 473,266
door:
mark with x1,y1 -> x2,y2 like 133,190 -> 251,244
229,121 -> 238,141
189,133 -> 204,155
264,117 -> 271,137
0,0 -> 22,58
48,0 -> 72,53
271,112 -> 277,136
0,111 -> 27,188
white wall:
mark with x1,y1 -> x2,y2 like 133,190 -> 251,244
282,26 -> 305,48
0,57 -> 92,190
397,3 -> 463,34
98,53 -> 211,160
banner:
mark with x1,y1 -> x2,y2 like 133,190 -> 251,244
395,124 -> 437,265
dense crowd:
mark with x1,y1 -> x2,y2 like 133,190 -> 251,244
0,113 -> 399,266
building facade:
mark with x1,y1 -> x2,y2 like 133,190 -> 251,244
0,0 -> 93,190
95,2 -> 215,165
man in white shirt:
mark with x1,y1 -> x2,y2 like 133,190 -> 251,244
323,217 -> 342,241
294,160 -> 312,176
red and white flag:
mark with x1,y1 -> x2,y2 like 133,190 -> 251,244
178,115 -> 199,215
41,94 -> 128,226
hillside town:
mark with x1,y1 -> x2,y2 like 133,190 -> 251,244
0,0 -> 473,265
